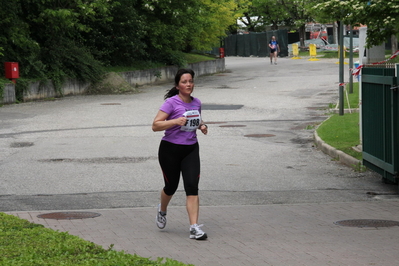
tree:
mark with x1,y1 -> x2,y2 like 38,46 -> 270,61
233,0 -> 263,32
190,0 -> 239,50
278,0 -> 315,47
0,1 -> 42,78
240,0 -> 316,46
0,0 -> 241,90
312,0 -> 399,48
82,0 -> 148,66
139,0 -> 239,59
0,0 -> 115,88
251,0 -> 293,31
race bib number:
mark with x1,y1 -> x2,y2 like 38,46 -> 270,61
180,110 -> 201,132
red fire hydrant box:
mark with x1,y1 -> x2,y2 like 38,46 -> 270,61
5,62 -> 19,79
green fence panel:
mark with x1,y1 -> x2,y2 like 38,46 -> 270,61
362,67 -> 399,183
236,34 -> 251,57
223,30 -> 288,57
225,35 -> 237,57
256,33 -> 269,57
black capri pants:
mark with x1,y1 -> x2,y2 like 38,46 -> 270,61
158,140 -> 200,196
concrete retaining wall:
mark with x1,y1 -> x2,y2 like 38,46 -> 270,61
120,59 -> 225,86
1,58 -> 225,104
21,79 -> 91,101
1,83 -> 16,104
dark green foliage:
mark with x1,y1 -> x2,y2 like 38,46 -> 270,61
0,0 -> 232,96
0,1 -> 45,79
82,0 -> 148,66
0,0 -> 107,94
0,0 -> 185,92
14,78 -> 29,102
152,50 -> 188,68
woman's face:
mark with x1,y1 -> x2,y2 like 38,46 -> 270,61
177,73 -> 194,96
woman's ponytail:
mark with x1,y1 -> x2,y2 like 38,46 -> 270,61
164,87 -> 179,99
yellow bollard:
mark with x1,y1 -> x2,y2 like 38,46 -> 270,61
308,43 -> 319,61
291,43 -> 301,59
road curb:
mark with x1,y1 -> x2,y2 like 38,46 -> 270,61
313,130 -> 361,169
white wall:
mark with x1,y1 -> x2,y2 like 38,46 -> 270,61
359,27 -> 385,65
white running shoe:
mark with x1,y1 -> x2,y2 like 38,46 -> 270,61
156,204 -> 166,229
190,224 -> 207,240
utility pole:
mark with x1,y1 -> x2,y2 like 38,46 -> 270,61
349,25 -> 353,94
339,21 -> 344,115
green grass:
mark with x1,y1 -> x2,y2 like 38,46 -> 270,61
344,82 -> 359,109
328,82 -> 359,109
317,82 -> 361,161
184,53 -> 216,63
317,112 -> 361,160
0,212 -> 191,266
104,53 -> 216,73
104,61 -> 166,72
319,51 -> 339,58
298,50 -> 359,59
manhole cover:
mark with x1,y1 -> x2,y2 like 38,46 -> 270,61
101,103 -> 121,105
244,134 -> 276,138
38,212 -> 101,220
219,125 -> 246,128
206,122 -> 227,125
202,104 -> 243,110
39,156 -> 155,164
334,219 -> 399,228
10,142 -> 34,148
216,85 -> 234,89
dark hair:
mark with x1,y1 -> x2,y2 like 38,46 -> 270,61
164,69 -> 195,99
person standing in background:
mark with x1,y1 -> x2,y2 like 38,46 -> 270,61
269,36 -> 280,65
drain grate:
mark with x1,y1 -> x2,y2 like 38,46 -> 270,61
334,219 -> 399,228
101,103 -> 121,105
38,212 -> 101,220
244,134 -> 276,138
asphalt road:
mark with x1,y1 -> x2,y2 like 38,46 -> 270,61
0,57 -> 396,212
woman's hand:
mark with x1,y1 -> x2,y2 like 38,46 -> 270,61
174,116 -> 187,126
199,124 -> 208,135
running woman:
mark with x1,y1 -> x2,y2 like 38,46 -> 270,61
269,35 -> 280,65
152,68 -> 208,240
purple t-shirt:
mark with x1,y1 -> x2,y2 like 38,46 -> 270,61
160,95 -> 202,145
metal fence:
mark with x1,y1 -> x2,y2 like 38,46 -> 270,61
361,65 -> 399,184
224,30 -> 288,57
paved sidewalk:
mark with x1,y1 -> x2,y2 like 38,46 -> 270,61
8,200 -> 399,266
3,57 -> 399,265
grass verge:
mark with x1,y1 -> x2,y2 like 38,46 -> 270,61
0,213 -> 192,266
316,82 -> 361,161
317,112 -> 361,160
104,53 -> 216,73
